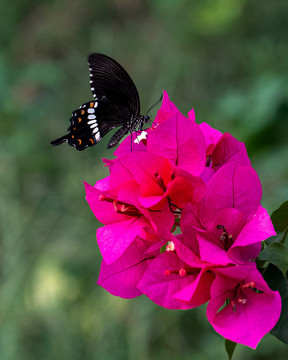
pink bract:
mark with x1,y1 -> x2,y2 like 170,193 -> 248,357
113,131 -> 149,157
210,132 -> 251,170
199,122 -> 222,157
206,264 -> 281,349
97,236 -> 159,299
137,248 -> 214,310
84,180 -> 174,265
147,111 -> 206,176
111,152 -> 205,210
154,90 -> 181,125
180,162 -> 275,265
138,237 -> 215,309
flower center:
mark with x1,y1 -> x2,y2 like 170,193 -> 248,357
225,281 -> 260,313
164,266 -> 196,277
165,241 -> 176,252
99,194 -> 142,217
205,155 -> 212,167
154,171 -> 167,192
217,225 -> 233,251
134,131 -> 148,145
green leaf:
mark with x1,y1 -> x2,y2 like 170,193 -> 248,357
263,264 -> 288,344
271,201 -> 288,233
258,243 -> 288,276
265,233 -> 286,245
225,339 -> 237,360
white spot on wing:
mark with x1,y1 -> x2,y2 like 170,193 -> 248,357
95,132 -> 101,141
92,127 -> 99,133
87,108 -> 95,113
88,114 -> 96,119
87,119 -> 96,125
90,123 -> 98,129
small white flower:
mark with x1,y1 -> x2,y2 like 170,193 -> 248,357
134,131 -> 148,144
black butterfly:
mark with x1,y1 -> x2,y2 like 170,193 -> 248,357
51,53 -> 150,150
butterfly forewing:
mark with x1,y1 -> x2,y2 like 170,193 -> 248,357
88,54 -> 140,116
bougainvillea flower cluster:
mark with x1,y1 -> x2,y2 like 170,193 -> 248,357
85,91 -> 281,349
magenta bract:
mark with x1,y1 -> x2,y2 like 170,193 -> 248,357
206,264 -> 281,349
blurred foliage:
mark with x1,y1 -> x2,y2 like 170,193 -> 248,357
0,0 -> 288,359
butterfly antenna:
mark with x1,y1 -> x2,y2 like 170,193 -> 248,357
148,117 -> 155,126
145,95 -> 163,117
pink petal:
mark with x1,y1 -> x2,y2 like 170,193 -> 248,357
115,180 -> 141,206
147,112 -> 206,176
138,195 -> 167,209
174,268 -> 214,306
139,169 -> 205,210
229,205 -> 276,261
97,237 -> 157,298
113,131 -> 149,157
211,207 -> 245,237
108,156 -> 135,188
207,264 -> 281,349
211,133 -> 251,170
229,243 -> 262,264
97,218 -> 151,265
200,167 -> 216,184
98,260 -> 143,298
187,108 -> 195,121
93,176 -> 111,192
157,238 -> 215,307
199,122 -> 223,156
181,202 -> 202,231
196,231 -> 233,265
84,181 -> 127,225
153,90 -> 180,125
180,203 -> 202,256
202,163 -> 262,225
138,252 -> 195,309
117,152 -> 171,198
166,174 -> 205,208
174,235 -> 203,267
147,204 -> 175,237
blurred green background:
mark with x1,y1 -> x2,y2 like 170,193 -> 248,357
1,0 -> 288,359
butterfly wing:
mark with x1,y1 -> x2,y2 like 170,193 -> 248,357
51,100 -> 132,151
88,53 -> 140,117
51,53 -> 141,150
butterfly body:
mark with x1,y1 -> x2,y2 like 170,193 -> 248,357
51,53 -> 149,150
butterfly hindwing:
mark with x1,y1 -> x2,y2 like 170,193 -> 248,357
51,100 -> 132,150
